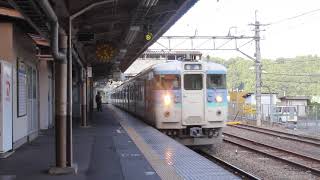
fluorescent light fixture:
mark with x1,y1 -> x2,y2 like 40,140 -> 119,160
141,0 -> 159,7
125,26 -> 140,45
118,49 -> 127,58
120,49 -> 127,53
129,26 -> 140,31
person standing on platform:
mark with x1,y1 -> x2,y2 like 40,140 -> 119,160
95,92 -> 102,112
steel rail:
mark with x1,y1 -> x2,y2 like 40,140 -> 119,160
228,125 -> 320,146
234,124 -> 320,145
197,149 -> 260,180
223,133 -> 320,175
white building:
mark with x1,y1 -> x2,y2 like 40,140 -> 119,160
278,96 -> 310,117
243,93 -> 279,119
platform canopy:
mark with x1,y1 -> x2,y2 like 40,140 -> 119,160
8,0 -> 197,80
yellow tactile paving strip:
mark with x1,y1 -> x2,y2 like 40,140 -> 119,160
111,109 -> 182,180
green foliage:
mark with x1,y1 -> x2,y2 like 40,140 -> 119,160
207,55 -> 320,96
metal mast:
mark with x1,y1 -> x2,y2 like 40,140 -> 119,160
254,11 -> 262,126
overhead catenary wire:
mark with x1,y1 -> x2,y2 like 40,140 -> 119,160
264,79 -> 320,84
267,59 -> 320,64
267,8 -> 320,26
262,72 -> 320,77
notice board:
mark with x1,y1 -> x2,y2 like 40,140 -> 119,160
17,58 -> 27,117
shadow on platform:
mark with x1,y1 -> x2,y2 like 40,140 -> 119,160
0,105 -> 159,180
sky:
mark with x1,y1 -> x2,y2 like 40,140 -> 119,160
150,0 -> 320,59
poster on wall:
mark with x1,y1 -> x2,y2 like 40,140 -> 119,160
0,65 -> 1,115
17,58 -> 27,117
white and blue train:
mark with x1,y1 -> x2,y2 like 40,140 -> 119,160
111,60 -> 227,146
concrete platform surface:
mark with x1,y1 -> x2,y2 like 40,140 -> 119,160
0,105 -> 160,180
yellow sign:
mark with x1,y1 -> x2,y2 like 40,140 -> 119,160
145,32 -> 153,41
96,44 -> 115,62
243,104 -> 256,114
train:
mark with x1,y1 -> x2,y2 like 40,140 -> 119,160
111,60 -> 228,146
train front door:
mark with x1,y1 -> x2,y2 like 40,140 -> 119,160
182,73 -> 205,125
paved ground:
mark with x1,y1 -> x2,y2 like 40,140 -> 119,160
0,105 -> 159,180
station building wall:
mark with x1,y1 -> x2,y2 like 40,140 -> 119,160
0,22 -> 53,149
39,61 -> 54,129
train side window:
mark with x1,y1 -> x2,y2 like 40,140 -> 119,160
184,74 -> 203,90
140,85 -> 142,100
134,85 -> 137,100
138,85 -> 141,100
127,88 -> 129,99
140,85 -> 143,100
133,85 -> 136,100
137,85 -> 139,100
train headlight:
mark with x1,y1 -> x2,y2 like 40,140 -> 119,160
215,95 -> 223,103
164,94 -> 172,106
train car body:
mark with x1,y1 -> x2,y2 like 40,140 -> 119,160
111,60 -> 227,146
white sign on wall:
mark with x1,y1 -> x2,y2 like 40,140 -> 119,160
87,66 -> 92,78
0,60 -> 13,153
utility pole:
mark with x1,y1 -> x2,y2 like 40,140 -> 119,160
253,11 -> 262,126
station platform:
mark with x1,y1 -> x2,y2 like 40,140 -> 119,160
0,105 -> 238,180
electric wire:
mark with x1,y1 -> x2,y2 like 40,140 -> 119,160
267,8 -> 320,26
264,79 -> 320,84
268,59 -> 320,64
262,72 -> 320,77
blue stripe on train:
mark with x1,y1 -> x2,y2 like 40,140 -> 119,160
206,70 -> 226,74
207,102 -> 228,107
154,70 -> 180,74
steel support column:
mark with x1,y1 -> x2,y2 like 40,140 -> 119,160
66,19 -> 73,167
54,33 -> 68,168
38,0 -> 76,174
80,69 -> 88,127
87,76 -> 93,122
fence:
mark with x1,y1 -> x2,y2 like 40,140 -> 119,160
228,103 -> 274,122
296,105 -> 320,136
228,103 -> 320,135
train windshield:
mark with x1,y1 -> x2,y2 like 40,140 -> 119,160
276,107 -> 297,114
184,74 -> 203,90
154,74 -> 181,90
207,74 -> 226,89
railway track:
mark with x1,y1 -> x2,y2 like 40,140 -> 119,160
197,149 -> 260,180
223,132 -> 320,176
228,124 -> 320,146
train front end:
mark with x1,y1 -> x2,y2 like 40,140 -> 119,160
154,61 -> 227,146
